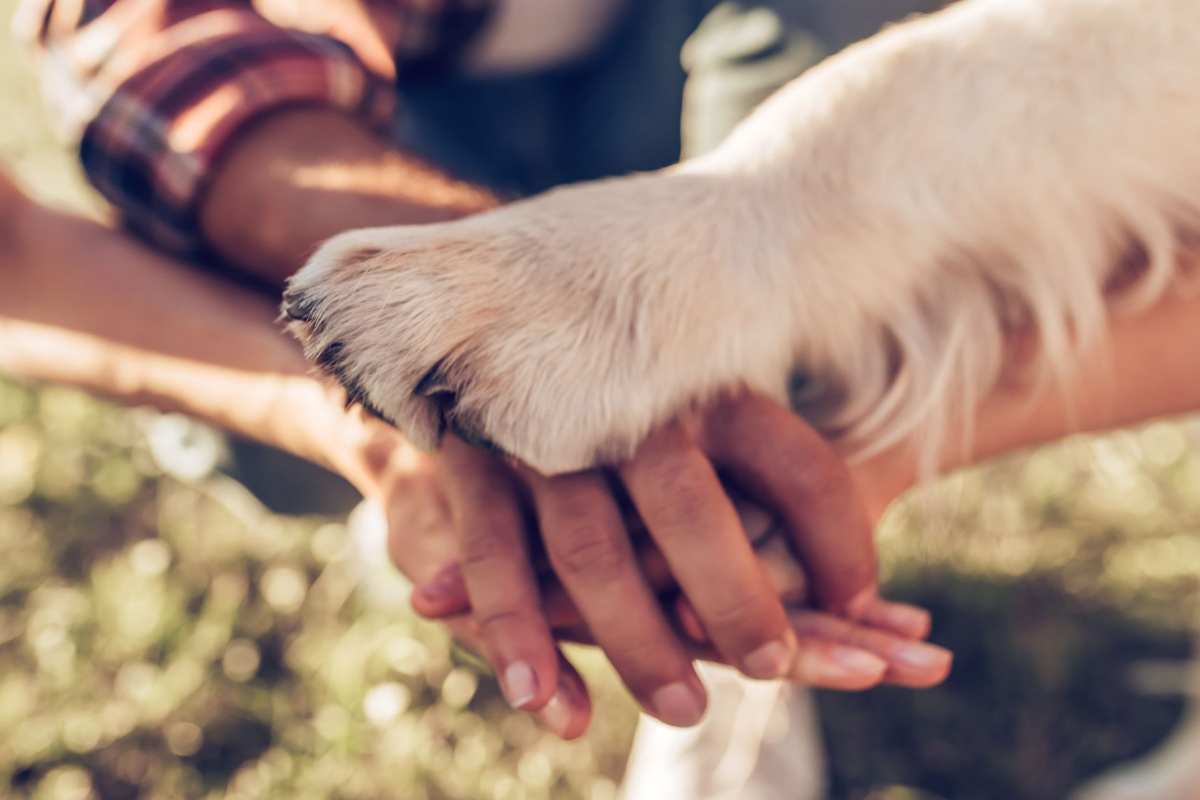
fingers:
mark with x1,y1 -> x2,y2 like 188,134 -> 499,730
854,593 -> 932,640
412,561 -> 591,632
786,640 -> 889,690
410,562 -> 472,618
437,436 -> 558,712
523,468 -> 708,728
674,596 -> 951,689
619,423 -> 800,681
788,610 -> 953,688
413,523 -> 931,646
372,442 -> 589,738
673,596 -> 887,690
702,392 -> 879,614
443,615 -> 593,739
669,595 -> 885,689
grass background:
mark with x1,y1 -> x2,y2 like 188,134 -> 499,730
1,3 -> 1198,797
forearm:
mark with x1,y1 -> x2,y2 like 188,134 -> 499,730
856,288 -> 1200,513
199,109 -> 499,284
0,200 -> 380,487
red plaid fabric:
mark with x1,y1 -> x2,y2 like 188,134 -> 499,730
14,0 -> 494,254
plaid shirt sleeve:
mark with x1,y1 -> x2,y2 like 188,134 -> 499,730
13,0 -> 493,255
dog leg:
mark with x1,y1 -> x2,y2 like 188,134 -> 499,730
288,0 -> 1200,477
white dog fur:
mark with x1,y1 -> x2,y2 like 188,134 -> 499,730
285,0 -> 1200,479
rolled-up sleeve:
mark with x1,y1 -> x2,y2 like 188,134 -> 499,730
15,0 -> 492,254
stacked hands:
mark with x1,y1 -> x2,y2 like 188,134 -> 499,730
362,398 -> 951,740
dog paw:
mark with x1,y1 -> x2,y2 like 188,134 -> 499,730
284,170 -> 798,474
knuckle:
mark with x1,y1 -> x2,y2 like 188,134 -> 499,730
547,524 -> 630,581
606,637 -> 686,688
474,604 -> 535,635
652,459 -> 715,522
541,478 -> 604,524
781,444 -> 845,498
458,524 -> 516,570
627,429 -> 689,479
661,471 -> 710,511
826,562 -> 878,609
844,557 -> 878,591
704,590 -> 771,633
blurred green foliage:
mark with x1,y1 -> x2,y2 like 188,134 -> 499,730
2,378 -> 1198,800
0,380 -> 636,799
825,429 -> 1200,798
1,2 -> 1198,797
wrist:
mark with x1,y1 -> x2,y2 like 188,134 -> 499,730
0,173 -> 33,256
279,375 -> 415,499
200,108 -> 499,283
850,450 -> 918,525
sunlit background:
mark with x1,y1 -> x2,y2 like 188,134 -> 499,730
1,2 -> 1198,797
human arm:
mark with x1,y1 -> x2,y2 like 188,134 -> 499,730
13,0 -> 495,268
855,279 -> 1200,513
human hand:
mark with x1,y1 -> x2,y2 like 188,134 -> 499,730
404,391 -> 951,733
326,414 -> 597,739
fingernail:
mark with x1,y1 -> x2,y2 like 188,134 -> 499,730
416,564 -> 460,601
414,582 -> 446,603
831,648 -> 888,675
807,647 -> 887,684
743,637 -> 795,679
651,681 -> 706,727
502,662 -> 538,709
894,642 -> 952,671
538,692 -> 574,737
